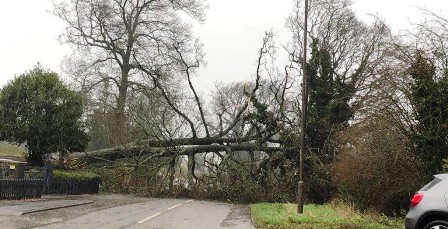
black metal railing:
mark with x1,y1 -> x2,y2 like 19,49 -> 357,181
49,178 -> 100,195
0,164 -> 100,199
0,179 -> 43,199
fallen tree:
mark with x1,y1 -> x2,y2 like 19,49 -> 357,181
72,138 -> 295,164
63,32 -> 300,203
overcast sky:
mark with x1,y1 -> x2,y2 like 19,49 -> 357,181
0,0 -> 447,91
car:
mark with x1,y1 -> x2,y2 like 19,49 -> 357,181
405,174 -> 448,229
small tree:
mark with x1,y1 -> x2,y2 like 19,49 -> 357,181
0,66 -> 88,166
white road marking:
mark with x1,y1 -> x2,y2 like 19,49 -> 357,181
167,203 -> 182,210
137,200 -> 193,225
137,212 -> 162,224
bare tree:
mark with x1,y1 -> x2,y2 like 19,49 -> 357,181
287,0 -> 392,102
360,9 -> 448,138
54,0 -> 207,144
74,33 -> 296,184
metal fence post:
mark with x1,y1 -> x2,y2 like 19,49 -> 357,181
46,165 -> 53,194
16,164 -> 24,179
43,165 -> 48,194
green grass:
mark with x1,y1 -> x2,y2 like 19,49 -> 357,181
250,202 -> 403,229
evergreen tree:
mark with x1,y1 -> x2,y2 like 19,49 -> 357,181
410,52 -> 448,175
304,39 -> 355,203
0,66 -> 88,166
307,39 -> 354,163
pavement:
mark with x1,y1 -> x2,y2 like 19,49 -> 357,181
0,199 -> 93,216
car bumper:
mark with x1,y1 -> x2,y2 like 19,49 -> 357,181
405,216 -> 417,229
405,209 -> 419,229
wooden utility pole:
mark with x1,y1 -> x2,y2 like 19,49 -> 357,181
298,0 -> 309,214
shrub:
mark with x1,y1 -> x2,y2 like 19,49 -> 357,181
53,170 -> 100,180
51,170 -> 100,195
305,161 -> 337,204
334,118 -> 426,215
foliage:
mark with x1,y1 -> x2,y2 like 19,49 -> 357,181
53,170 -> 99,181
196,156 -> 297,203
307,40 -> 354,157
250,202 -> 402,229
442,159 -> 448,172
409,52 -> 448,175
303,39 -> 354,204
286,0 -> 390,205
51,169 -> 100,195
244,92 -> 280,142
89,153 -> 298,204
90,157 -> 172,195
86,109 -> 116,151
0,66 -> 88,166
334,117 -> 425,216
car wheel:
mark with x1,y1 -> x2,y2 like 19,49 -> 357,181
424,220 -> 448,229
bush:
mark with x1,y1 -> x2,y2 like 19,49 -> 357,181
304,162 -> 337,204
334,118 -> 426,216
53,170 -> 100,180
50,170 -> 100,195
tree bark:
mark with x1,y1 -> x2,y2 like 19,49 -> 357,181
115,68 -> 130,144
168,157 -> 176,192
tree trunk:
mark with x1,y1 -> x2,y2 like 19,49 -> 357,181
28,150 -> 44,167
169,157 -> 176,192
114,68 -> 129,145
187,153 -> 196,186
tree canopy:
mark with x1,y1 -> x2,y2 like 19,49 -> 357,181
53,0 -> 207,145
0,66 -> 88,166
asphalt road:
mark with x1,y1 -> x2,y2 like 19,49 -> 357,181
35,198 -> 254,229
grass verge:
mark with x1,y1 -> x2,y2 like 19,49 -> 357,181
250,201 -> 403,229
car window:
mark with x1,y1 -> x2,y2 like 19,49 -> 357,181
420,177 -> 443,191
